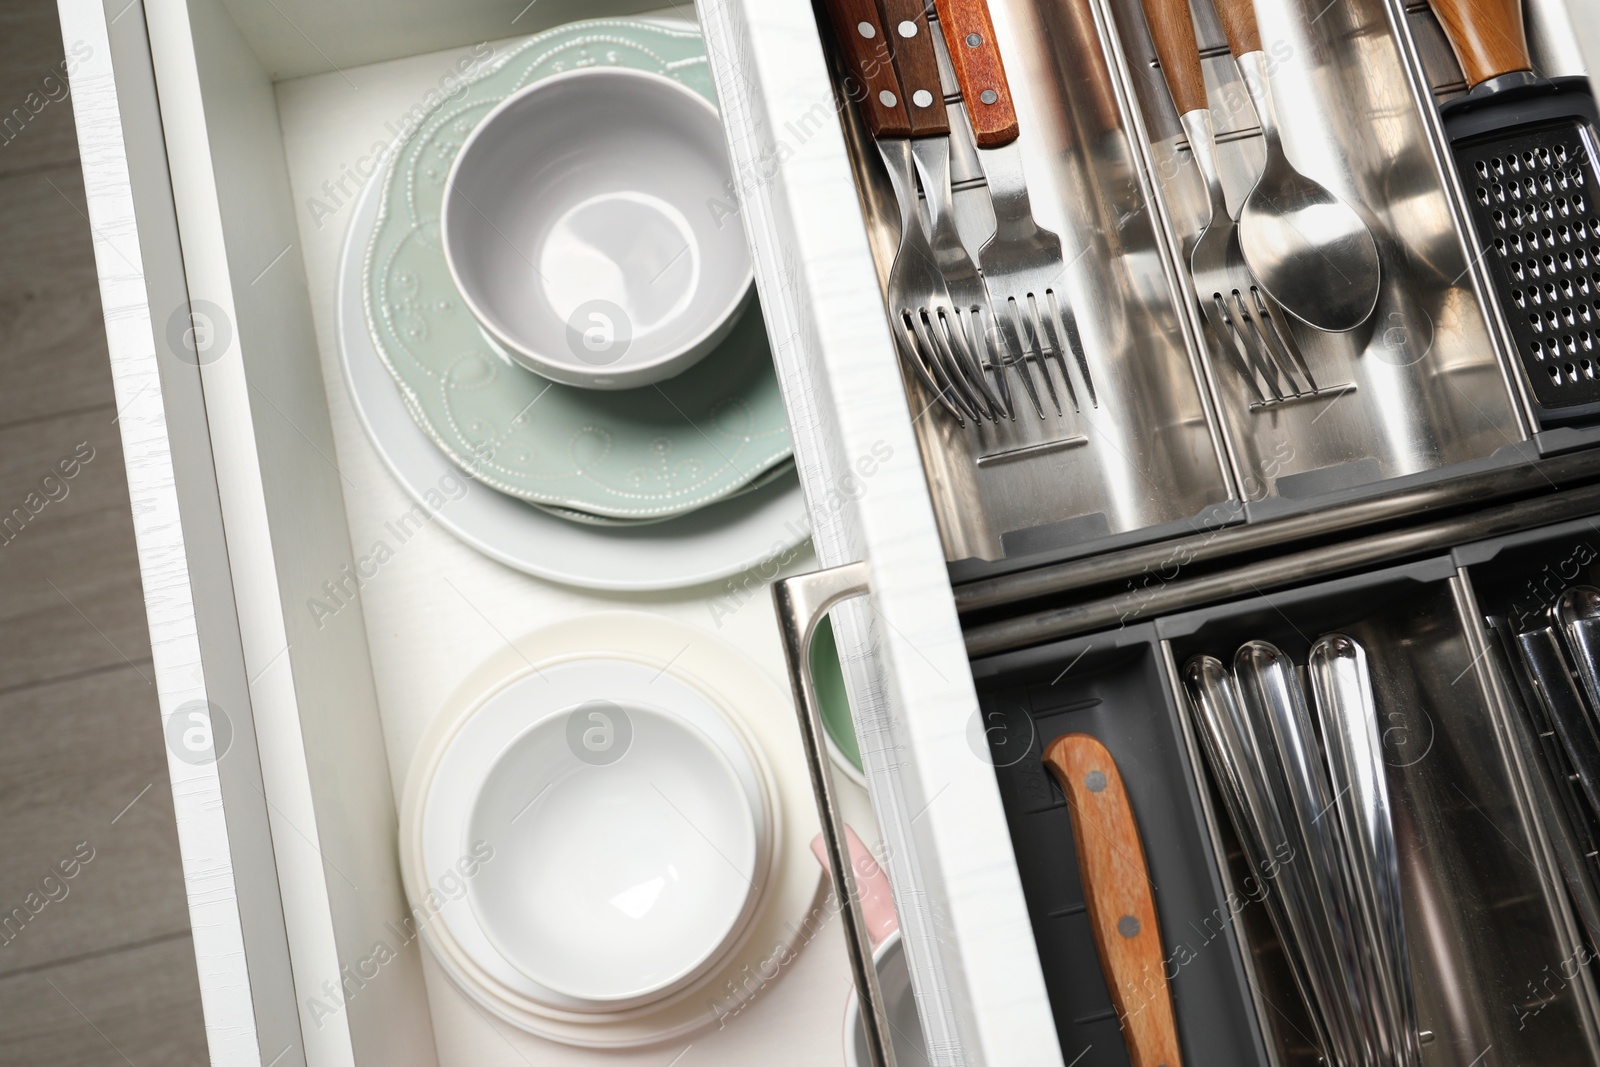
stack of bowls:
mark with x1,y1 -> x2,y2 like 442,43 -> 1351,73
399,634 -> 785,1044
344,18 -> 803,590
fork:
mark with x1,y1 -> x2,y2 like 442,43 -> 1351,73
1135,0 -> 1318,406
879,0 -> 1013,420
932,0 -> 1099,418
823,0 -> 993,423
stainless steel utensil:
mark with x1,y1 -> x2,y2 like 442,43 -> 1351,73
821,0 -> 990,423
1309,634 -> 1421,1067
1513,625 -> 1600,835
932,0 -> 1098,417
1233,640 -> 1370,1067
1556,586 -> 1600,722
1134,0 -> 1319,404
1213,0 -> 1383,333
1182,655 -> 1337,1059
879,0 -> 1010,421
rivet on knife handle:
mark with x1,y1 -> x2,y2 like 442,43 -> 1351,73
1424,0 -> 1533,87
877,0 -> 952,136
1137,0 -> 1210,116
931,0 -> 1020,147
1045,734 -> 1184,1067
1210,0 -> 1262,58
820,0 -> 913,137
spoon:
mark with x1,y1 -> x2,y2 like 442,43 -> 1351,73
1215,0 -> 1382,332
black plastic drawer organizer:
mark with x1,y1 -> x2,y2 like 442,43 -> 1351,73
966,496 -> 1600,1066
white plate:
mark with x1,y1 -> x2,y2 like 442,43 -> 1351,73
422,658 -> 770,1013
398,613 -> 824,1047
337,153 -> 810,591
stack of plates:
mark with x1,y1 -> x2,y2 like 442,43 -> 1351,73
399,613 -> 821,1046
336,18 -> 810,590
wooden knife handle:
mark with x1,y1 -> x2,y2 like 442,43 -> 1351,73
931,0 -> 1020,147
1425,0 -> 1532,86
821,0 -> 913,137
1137,0 -> 1210,116
1209,0 -> 1262,58
1045,734 -> 1184,1067
877,0 -> 952,136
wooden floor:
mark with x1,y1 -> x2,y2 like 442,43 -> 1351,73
0,0 -> 209,1062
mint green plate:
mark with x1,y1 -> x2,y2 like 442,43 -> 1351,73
363,20 -> 792,521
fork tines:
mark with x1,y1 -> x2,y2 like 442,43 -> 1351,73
990,290 -> 1095,419
1209,283 -> 1319,406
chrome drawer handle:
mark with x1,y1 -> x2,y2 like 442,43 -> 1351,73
771,562 -> 897,1067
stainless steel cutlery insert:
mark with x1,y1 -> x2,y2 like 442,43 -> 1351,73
1115,0 -> 1529,516
826,0 -> 1236,565
969,549 -> 1600,1065
812,0 -> 1600,575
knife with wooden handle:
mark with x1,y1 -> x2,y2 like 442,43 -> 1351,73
820,0 -> 913,137
1045,733 -> 1184,1067
931,0 -> 1020,147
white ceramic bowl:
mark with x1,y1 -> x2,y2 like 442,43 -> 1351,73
416,656 -> 772,1017
441,67 -> 753,389
463,699 -> 759,1005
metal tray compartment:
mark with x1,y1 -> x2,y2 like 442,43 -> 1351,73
1156,558 -> 1600,1065
967,626 -> 1270,1067
828,0 -> 1238,566
1108,0 -> 1532,520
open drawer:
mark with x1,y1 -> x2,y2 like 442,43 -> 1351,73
58,0 -> 1600,1066
60,0 -> 1055,1063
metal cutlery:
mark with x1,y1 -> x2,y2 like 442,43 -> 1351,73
1308,635 -> 1420,1067
1555,586 -> 1600,723
1187,638 -> 1425,1067
1044,734 -> 1184,1067
932,0 -> 1098,417
1214,0 -> 1383,333
821,0 -> 992,423
1510,625 -> 1600,833
878,0 -> 1010,421
1182,656 -> 1337,1059
1135,0 -> 1319,405
1233,641 -> 1370,1067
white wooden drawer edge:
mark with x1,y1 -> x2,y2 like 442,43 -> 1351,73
701,2 -> 1062,1063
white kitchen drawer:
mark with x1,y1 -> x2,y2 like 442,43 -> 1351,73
60,0 -> 1600,1064
56,0 -> 1056,1064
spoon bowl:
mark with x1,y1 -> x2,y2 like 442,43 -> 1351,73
1231,49 -> 1382,333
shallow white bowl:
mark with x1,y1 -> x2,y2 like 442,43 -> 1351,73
464,699 -> 759,1005
441,67 -> 752,389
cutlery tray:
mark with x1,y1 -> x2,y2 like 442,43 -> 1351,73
816,0 -> 1600,584
969,548 -> 1600,1065
969,632 -> 1271,1067
827,0 -> 1238,568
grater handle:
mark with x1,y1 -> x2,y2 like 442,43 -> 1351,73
1425,0 -> 1532,87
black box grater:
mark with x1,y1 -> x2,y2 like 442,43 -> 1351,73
1444,76 -> 1600,424
1427,0 -> 1600,425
